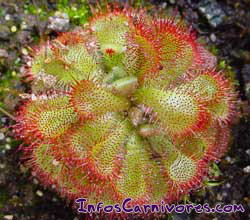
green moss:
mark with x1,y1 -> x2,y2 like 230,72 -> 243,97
57,0 -> 90,25
0,67 -> 20,103
0,187 -> 9,209
24,0 -> 51,21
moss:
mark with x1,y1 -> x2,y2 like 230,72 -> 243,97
0,187 -> 9,209
57,0 -> 90,25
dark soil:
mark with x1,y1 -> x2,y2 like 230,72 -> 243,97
0,0 -> 249,220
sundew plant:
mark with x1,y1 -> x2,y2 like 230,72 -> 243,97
13,2 -> 236,218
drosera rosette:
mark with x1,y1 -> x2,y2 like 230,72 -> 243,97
13,2 -> 237,218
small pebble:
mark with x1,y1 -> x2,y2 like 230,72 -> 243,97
1,117 -> 7,123
21,48 -> 29,56
52,159 -> 59,166
36,190 -> 43,197
21,21 -> 28,30
222,192 -> 227,197
48,11 -> 70,32
246,149 -> 250,156
52,197 -> 58,202
33,178 -> 39,185
216,194 -> 223,200
4,215 -> 13,220
5,14 -> 11,21
244,83 -> 250,100
161,2 -> 167,8
210,33 -> 216,42
243,165 -> 250,173
0,133 -> 4,140
11,71 -> 16,77
5,144 -> 11,150
225,156 -> 233,163
198,0 -> 225,28
10,26 -> 17,33
0,163 -> 6,169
